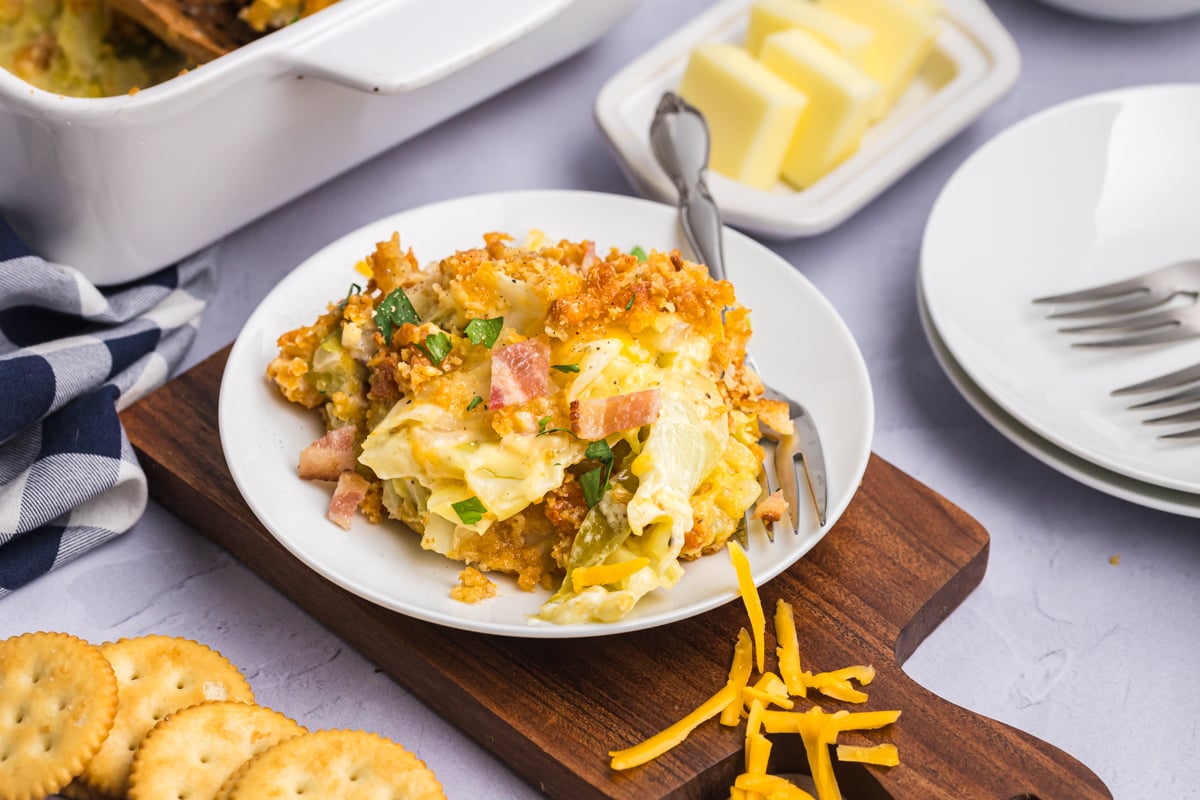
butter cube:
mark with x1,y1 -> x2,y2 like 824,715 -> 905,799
816,0 -> 938,111
746,0 -> 884,120
678,44 -> 808,191
760,29 -> 882,189
745,0 -> 873,62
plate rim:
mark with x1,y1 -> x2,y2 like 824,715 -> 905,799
920,82 -> 1200,496
218,188 -> 874,638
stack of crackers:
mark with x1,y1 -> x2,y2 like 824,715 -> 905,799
0,632 -> 446,800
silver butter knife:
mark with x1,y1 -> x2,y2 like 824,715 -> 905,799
649,91 -> 829,533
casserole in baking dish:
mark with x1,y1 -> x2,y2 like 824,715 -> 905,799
0,0 -> 636,285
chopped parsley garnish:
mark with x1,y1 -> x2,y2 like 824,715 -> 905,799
581,439 -> 615,508
451,496 -> 487,525
419,331 -> 452,365
338,282 -> 362,309
585,439 -> 613,462
464,316 -> 504,348
551,363 -> 581,373
625,293 -> 635,311
536,416 -> 573,437
580,467 -> 606,509
374,287 -> 420,341
631,245 -> 648,263
467,395 -> 483,412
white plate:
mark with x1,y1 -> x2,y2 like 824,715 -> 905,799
919,287 -> 1200,518
220,190 -> 874,638
1032,0 -> 1200,22
921,84 -> 1200,496
594,0 -> 1020,239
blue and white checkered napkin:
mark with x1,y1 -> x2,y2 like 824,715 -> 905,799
0,219 -> 215,597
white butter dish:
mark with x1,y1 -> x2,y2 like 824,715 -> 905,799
594,0 -> 1020,239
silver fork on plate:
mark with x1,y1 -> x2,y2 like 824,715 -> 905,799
650,91 -> 828,539
1034,261 -> 1200,439
1032,259 -> 1200,347
1111,361 -> 1200,440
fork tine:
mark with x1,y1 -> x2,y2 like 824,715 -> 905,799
1072,327 -> 1200,348
757,455 -> 775,543
1045,289 -> 1175,320
1127,385 -> 1200,410
1143,406 -> 1200,425
1057,307 -> 1185,334
1113,362 -> 1200,395
773,435 -> 801,537
1160,427 -> 1200,440
1033,275 -> 1153,305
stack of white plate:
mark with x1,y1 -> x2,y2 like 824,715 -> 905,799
919,84 -> 1200,518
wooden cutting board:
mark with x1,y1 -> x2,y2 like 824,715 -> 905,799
121,346 -> 1111,800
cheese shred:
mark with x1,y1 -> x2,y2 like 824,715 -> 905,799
571,557 -> 649,590
734,773 -> 818,800
728,541 -> 766,673
721,628 -> 756,727
836,742 -> 900,767
608,684 -> 737,770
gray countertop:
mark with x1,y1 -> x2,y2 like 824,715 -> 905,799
5,2 -> 1199,798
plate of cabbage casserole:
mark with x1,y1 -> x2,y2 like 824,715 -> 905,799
220,191 -> 872,637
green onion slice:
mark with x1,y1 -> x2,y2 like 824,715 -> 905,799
452,496 -> 488,525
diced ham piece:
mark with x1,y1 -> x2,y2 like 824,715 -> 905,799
298,426 -> 357,481
489,336 -> 550,410
327,471 -> 370,530
581,240 -> 597,271
570,388 -> 662,440
752,490 -> 789,530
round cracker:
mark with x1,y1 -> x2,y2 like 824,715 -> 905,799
128,701 -> 304,800
224,729 -> 445,800
0,632 -> 118,800
80,635 -> 254,798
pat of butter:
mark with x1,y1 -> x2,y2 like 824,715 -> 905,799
746,0 -> 884,120
816,0 -> 938,111
745,0 -> 873,62
760,29 -> 882,189
678,44 -> 808,191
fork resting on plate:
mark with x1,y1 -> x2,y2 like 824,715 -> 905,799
650,92 -> 828,539
1034,259 -> 1200,440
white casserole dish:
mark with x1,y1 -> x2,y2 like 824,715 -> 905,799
0,0 -> 636,285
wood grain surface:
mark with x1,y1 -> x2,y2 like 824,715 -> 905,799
121,346 -> 1112,800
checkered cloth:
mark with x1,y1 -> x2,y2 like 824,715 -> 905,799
0,219 -> 215,597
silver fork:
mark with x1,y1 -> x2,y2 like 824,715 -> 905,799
1112,362 -> 1200,440
650,91 -> 828,539
1032,259 -> 1200,347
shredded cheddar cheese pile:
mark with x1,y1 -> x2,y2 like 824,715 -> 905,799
608,542 -> 901,800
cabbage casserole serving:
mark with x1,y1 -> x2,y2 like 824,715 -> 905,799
268,232 -> 791,624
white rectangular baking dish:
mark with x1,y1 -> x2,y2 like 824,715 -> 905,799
0,0 -> 636,285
